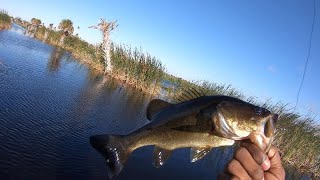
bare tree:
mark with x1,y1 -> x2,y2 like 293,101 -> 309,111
89,18 -> 118,74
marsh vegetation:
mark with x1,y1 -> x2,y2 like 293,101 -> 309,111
0,10 -> 11,30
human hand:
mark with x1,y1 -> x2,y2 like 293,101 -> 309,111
218,141 -> 285,180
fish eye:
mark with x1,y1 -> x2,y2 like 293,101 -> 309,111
255,107 -> 264,115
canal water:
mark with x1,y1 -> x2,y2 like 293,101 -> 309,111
0,24 -> 235,180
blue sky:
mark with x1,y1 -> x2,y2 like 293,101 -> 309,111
1,0 -> 319,120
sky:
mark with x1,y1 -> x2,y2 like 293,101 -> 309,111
1,0 -> 319,121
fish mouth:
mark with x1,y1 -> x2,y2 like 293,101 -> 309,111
265,114 -> 278,138
250,113 -> 278,152
265,114 -> 278,152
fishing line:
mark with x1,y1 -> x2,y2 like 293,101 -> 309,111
293,0 -> 316,112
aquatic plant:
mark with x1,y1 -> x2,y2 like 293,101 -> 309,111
110,43 -> 165,94
63,35 -> 104,70
273,112 -> 320,178
0,10 -> 11,30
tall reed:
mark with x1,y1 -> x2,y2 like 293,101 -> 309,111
110,43 -> 165,94
0,10 -> 11,30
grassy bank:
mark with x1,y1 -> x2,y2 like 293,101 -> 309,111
21,21 -> 164,94
6,13 -> 320,177
0,10 -> 11,30
33,26 -> 101,67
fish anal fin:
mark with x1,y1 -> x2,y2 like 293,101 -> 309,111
190,147 -> 212,163
147,99 -> 172,121
153,146 -> 172,168
175,87 -> 207,103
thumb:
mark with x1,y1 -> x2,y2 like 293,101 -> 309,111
265,146 -> 285,179
261,157 -> 271,171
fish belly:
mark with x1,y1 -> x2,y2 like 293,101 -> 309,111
127,128 -> 235,151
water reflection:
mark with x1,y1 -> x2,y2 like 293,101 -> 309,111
47,47 -> 64,72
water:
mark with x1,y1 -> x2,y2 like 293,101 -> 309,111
0,25 -> 308,180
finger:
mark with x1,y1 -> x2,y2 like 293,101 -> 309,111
226,159 -> 250,180
268,146 -> 282,169
241,140 -> 267,165
234,147 -> 264,180
267,145 -> 278,159
265,146 -> 286,179
217,172 -> 233,180
261,157 -> 271,171
218,172 -> 240,180
241,141 -> 270,171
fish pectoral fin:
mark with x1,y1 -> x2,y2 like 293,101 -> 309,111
190,147 -> 212,163
147,99 -> 173,121
153,146 -> 172,168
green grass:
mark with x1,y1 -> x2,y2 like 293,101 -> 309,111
0,10 -> 11,30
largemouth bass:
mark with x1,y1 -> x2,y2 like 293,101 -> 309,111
90,89 -> 278,179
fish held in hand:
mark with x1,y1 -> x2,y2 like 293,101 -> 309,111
213,100 -> 278,152
90,89 -> 278,179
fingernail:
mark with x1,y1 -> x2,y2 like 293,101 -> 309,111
261,157 -> 270,171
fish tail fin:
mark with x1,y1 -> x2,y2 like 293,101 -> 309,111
90,135 -> 130,179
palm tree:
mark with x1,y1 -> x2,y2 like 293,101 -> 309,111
14,17 -> 22,25
29,18 -> 41,36
89,18 -> 118,74
43,23 -> 53,41
58,19 -> 74,46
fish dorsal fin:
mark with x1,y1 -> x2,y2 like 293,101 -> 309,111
190,147 -> 212,163
153,146 -> 172,168
147,99 -> 172,121
175,87 -> 206,103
